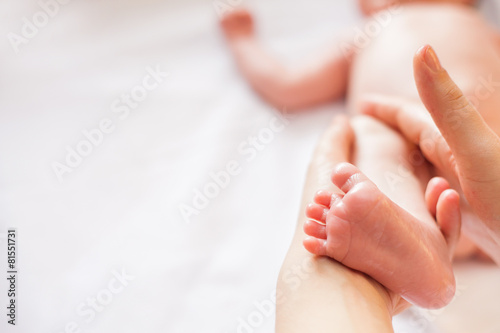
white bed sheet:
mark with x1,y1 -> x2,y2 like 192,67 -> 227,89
0,1 -> 499,332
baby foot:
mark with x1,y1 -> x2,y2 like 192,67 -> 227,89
426,177 -> 492,262
303,163 -> 460,308
220,9 -> 255,41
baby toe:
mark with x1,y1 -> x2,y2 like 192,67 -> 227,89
305,203 -> 328,225
313,190 -> 335,207
304,220 -> 327,239
303,237 -> 328,256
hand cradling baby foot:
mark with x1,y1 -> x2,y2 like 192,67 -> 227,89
303,163 -> 461,308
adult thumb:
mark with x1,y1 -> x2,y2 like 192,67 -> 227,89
413,45 -> 500,184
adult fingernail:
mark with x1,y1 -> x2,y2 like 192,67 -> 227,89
423,45 -> 442,73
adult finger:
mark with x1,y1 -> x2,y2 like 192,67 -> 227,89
362,96 -> 458,180
414,45 -> 500,183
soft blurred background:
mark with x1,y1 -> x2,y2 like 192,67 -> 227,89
0,1 -> 500,332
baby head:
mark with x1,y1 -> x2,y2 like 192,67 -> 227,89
358,0 -> 478,16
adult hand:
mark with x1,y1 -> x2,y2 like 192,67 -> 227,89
362,45 -> 500,259
303,114 -> 411,315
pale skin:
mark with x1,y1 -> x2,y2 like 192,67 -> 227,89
275,116 -> 404,333
284,46 -> 500,333
221,0 -> 500,309
277,61 -> 500,331
363,49 -> 500,264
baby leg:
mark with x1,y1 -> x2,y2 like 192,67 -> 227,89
304,116 -> 460,308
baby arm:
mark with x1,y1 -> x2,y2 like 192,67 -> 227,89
221,9 -> 352,111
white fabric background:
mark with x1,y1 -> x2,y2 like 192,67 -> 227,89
0,1 -> 499,332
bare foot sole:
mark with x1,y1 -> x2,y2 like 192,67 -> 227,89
303,163 -> 461,308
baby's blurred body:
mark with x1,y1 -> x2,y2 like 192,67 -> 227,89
220,0 -> 498,307
350,3 -> 500,133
